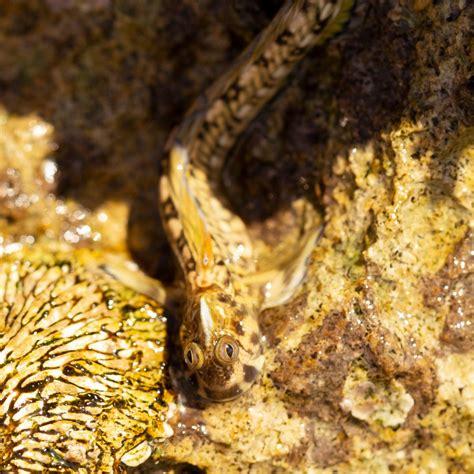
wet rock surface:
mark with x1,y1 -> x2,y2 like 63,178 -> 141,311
0,249 -> 174,472
0,107 -> 175,471
425,233 -> 473,352
0,0 -> 473,472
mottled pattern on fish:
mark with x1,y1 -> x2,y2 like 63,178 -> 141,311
160,0 -> 353,401
0,251 -> 173,472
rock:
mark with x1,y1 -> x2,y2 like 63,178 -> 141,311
0,0 -> 472,472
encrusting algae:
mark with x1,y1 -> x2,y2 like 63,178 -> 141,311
0,109 -> 175,472
0,248 -> 174,472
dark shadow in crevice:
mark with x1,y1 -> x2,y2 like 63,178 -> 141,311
223,0 -> 415,237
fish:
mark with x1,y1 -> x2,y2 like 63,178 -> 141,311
160,0 -> 354,401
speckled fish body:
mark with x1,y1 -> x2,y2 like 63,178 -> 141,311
160,0 -> 354,401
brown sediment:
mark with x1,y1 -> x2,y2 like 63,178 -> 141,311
271,310 -> 362,420
424,231 -> 474,352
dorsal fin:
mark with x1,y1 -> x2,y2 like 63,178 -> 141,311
169,145 -> 215,287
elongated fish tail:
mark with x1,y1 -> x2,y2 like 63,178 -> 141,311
174,0 -> 355,181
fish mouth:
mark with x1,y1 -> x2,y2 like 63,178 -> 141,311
197,382 -> 245,402
197,356 -> 265,402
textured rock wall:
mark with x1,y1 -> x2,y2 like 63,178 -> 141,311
0,0 -> 472,472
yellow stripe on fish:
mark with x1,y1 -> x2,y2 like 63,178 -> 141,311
168,146 -> 216,288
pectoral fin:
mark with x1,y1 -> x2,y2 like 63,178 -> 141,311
260,224 -> 322,308
99,254 -> 169,304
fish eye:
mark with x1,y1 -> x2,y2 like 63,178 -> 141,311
214,335 -> 239,365
184,342 -> 205,370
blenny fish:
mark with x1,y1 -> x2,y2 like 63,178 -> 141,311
160,0 -> 353,401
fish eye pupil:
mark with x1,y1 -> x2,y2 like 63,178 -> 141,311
214,336 -> 239,365
185,343 -> 204,370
